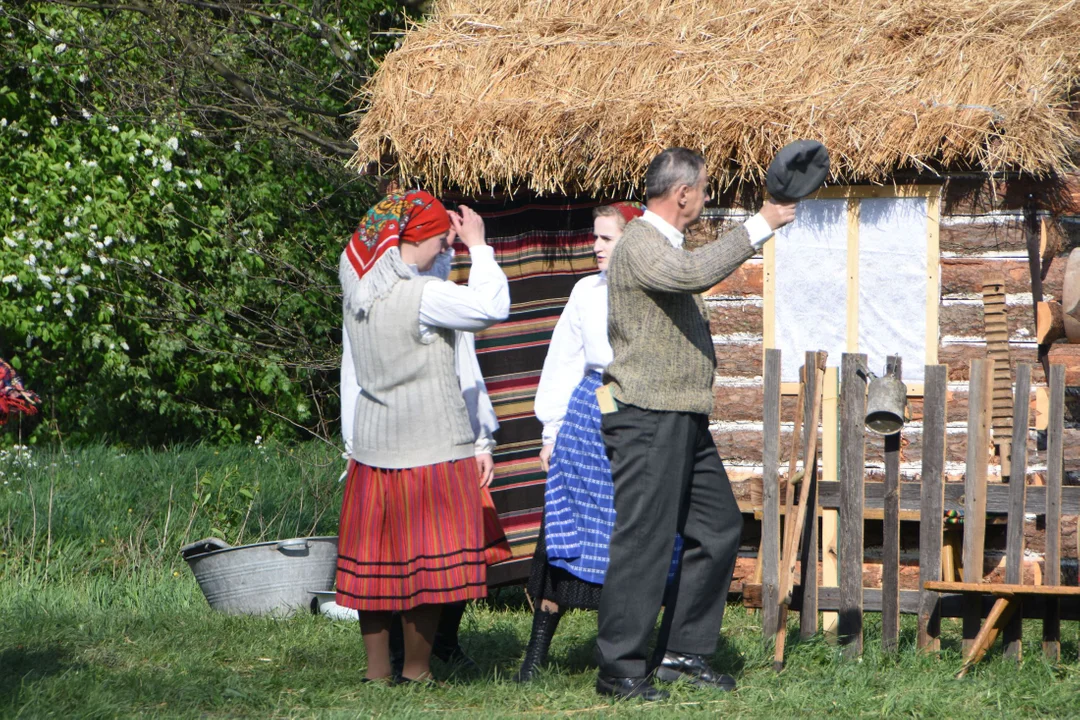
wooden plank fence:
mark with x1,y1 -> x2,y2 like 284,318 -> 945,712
745,351 -> 1079,674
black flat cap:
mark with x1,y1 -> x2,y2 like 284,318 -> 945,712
766,140 -> 830,202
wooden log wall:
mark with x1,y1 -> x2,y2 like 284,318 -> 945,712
691,174 -> 1080,586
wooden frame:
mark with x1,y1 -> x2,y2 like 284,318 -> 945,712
764,185 -> 942,396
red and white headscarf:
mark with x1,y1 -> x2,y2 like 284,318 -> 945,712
610,201 -> 645,225
340,190 -> 452,316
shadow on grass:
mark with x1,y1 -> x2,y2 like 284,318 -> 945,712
0,646 -> 75,706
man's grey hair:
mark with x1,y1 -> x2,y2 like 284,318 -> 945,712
645,148 -> 706,201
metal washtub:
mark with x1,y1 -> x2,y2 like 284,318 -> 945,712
180,536 -> 338,616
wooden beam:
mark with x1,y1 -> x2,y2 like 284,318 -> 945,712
1043,364 -> 1065,662
761,349 -> 782,639
917,365 -> 948,652
744,584 -> 1080,619
821,366 -> 840,641
882,355 -> 902,653
773,366 -> 804,670
846,199 -> 860,352
926,190 -> 941,365
812,481 -> 1080,516
925,581 -> 1080,597
799,351 -> 826,640
963,359 -> 992,653
806,185 -> 944,200
1003,364 -> 1031,661
839,353 -> 868,658
958,597 -> 1019,679
763,225 -> 776,354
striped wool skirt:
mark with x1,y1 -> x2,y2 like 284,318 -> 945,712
336,458 -> 508,612
543,372 -> 681,586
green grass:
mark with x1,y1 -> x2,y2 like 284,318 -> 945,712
2,444 -> 1080,718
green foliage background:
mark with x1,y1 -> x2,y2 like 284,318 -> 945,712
0,2 -> 404,445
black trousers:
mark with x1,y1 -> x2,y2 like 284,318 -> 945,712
596,404 -> 743,678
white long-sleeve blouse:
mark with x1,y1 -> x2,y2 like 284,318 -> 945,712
533,273 -> 612,445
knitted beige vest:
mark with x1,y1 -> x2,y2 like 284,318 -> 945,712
345,275 -> 475,469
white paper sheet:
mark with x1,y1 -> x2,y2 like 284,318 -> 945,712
772,197 -> 929,383
774,199 -> 849,382
857,198 -> 928,383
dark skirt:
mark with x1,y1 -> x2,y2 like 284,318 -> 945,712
526,519 -> 603,611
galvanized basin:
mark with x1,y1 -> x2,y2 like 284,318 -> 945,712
180,536 -> 338,617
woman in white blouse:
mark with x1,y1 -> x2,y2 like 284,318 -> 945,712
517,202 -> 686,682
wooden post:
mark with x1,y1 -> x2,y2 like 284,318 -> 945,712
821,367 -> 840,642
962,359 -> 992,654
761,349 -> 783,639
838,353 -> 867,658
778,368 -> 805,606
1043,364 -> 1065,662
882,355 -> 902,653
773,367 -> 805,669
1003,364 -> 1031,661
917,364 -> 948,652
800,351 -> 826,640
957,596 -> 1020,679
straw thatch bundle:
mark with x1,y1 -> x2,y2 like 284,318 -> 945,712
350,0 -> 1080,195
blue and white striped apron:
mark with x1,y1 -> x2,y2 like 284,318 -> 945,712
544,371 -> 681,584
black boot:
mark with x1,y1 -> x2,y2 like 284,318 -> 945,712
513,609 -> 562,682
432,601 -> 479,674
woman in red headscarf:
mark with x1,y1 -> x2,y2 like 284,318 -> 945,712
336,190 -> 510,684
514,203 -> 682,682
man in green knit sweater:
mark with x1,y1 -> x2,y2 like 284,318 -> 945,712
595,148 -> 796,701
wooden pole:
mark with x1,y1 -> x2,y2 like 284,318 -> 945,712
962,359 -> 992,654
1003,364 -> 1031,661
781,353 -> 826,607
800,351 -> 827,640
778,369 -> 805,603
761,349 -> 783,639
821,367 -> 840,642
957,596 -> 1020,679
773,366 -> 805,670
838,353 -> 867,658
917,364 -> 948,652
1043,364 -> 1065,662
881,355 -> 902,653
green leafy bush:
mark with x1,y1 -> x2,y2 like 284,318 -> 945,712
0,2 -> 404,444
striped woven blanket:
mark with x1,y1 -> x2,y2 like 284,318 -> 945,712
448,195 -> 600,586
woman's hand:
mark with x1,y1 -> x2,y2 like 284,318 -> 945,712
449,205 -> 486,249
476,452 -> 495,488
538,443 -> 554,473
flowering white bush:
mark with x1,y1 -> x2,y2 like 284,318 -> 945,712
0,1 -> 406,445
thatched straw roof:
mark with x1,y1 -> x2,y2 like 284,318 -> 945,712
349,0 -> 1080,196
